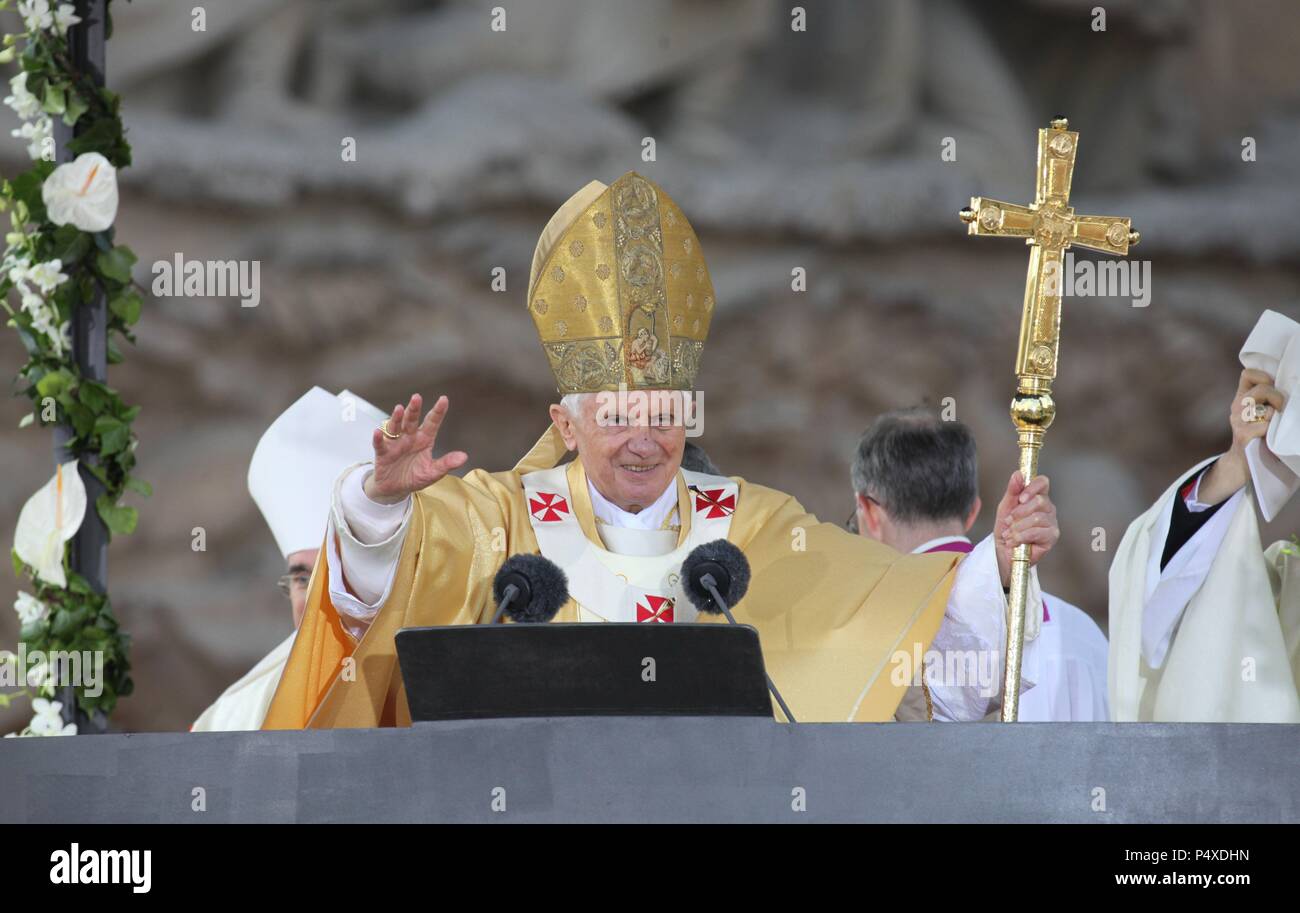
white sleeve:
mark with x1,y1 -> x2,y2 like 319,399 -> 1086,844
1140,486 -> 1245,669
326,463 -> 413,639
924,535 -> 1043,722
1182,466 -> 1218,512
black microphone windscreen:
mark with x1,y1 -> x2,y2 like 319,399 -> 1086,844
681,539 -> 751,612
492,554 -> 534,610
500,553 -> 569,624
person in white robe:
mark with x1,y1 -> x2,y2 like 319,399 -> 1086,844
850,407 -> 1108,721
190,387 -> 385,732
1109,309 -> 1300,722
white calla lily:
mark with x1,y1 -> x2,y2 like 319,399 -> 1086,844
42,152 -> 118,232
14,460 -> 86,587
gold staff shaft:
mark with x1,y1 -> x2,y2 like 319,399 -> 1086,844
1004,376 -> 1053,722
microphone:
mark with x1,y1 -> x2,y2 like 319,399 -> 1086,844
680,540 -> 797,723
491,553 -> 569,624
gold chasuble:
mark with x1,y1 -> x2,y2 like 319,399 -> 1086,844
263,173 -> 960,729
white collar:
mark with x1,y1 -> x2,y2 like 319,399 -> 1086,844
910,535 -> 971,555
586,475 -> 678,531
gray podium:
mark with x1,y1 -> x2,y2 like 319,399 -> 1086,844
3,719 -> 1297,823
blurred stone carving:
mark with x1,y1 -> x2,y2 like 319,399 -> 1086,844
1,0 -> 1297,731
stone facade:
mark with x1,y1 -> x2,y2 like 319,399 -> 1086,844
1,0 -> 1298,731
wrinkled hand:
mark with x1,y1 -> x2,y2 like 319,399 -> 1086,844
363,393 -> 468,504
993,471 -> 1059,588
1200,368 -> 1284,503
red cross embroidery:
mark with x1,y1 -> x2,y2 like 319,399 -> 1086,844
529,491 -> 569,522
636,594 -> 675,623
691,486 -> 735,519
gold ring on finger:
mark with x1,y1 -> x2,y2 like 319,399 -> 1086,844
1245,404 -> 1271,424
380,418 -> 402,439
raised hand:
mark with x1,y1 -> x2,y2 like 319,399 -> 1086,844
362,394 -> 468,504
993,471 -> 1059,589
1199,368 -> 1284,504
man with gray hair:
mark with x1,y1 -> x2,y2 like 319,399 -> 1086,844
852,407 -> 1109,722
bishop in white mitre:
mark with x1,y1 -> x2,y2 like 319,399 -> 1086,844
1109,310 -> 1300,722
190,387 -> 385,731
265,172 -> 1061,729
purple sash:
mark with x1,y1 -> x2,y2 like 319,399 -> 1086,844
922,539 -> 1050,622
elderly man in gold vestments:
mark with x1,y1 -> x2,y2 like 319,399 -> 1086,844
264,172 -> 1060,729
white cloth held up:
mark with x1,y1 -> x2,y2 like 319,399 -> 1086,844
1239,309 -> 1300,521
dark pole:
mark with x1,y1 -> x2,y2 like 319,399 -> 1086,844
52,0 -> 108,732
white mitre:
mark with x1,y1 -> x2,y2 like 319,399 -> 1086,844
194,387 -> 386,732
247,386 -> 386,557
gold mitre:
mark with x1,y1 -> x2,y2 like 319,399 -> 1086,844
526,171 -> 714,393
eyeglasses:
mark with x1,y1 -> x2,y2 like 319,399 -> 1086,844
276,573 -> 312,598
845,494 -> 880,533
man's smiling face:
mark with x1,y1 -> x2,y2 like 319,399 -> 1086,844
550,392 -> 686,513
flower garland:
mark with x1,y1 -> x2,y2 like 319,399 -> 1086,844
0,0 -> 139,735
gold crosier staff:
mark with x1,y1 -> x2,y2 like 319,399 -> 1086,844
958,116 -> 1140,721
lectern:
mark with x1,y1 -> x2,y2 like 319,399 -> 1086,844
395,623 -> 775,721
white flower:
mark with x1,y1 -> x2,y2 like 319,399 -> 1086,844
29,697 -> 76,736
53,3 -> 80,34
18,0 -> 53,32
20,288 -> 46,315
27,306 -> 69,356
26,259 -> 67,293
42,152 -> 118,231
14,590 -> 49,625
13,460 -> 86,587
29,301 -> 56,335
4,72 -> 42,121
11,115 -> 51,161
8,261 -> 35,300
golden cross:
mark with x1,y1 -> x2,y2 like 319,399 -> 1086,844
957,116 -> 1139,722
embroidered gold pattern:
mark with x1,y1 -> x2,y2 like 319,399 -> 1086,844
528,172 -> 714,393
